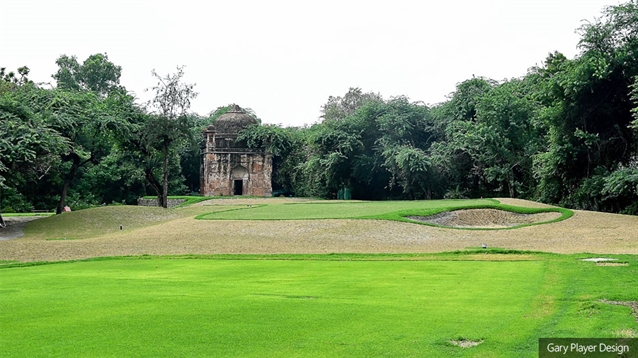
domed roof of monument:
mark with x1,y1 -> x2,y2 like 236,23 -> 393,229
213,104 -> 258,133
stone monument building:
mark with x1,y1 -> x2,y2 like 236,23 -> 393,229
200,105 -> 272,196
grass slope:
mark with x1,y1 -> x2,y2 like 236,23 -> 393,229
23,205 -> 239,240
1,253 -> 636,357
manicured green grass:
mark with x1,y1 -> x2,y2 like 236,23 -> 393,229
2,212 -> 55,217
1,253 -> 636,357
195,199 -> 572,229
196,199 -> 499,220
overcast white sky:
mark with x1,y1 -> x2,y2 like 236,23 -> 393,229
0,0 -> 621,127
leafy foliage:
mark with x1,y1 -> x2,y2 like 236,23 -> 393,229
2,1 -> 638,216
52,53 -> 123,97
143,66 -> 198,208
320,87 -> 383,122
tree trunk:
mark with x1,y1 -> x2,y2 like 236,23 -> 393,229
162,137 -> 169,209
56,178 -> 72,214
56,154 -> 79,215
56,152 -> 92,215
144,168 -> 163,207
508,177 -> 516,198
132,139 -> 164,208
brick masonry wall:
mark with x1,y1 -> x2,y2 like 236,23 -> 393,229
137,198 -> 187,208
201,152 -> 272,196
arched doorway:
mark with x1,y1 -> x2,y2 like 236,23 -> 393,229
231,165 -> 249,196
234,180 -> 243,195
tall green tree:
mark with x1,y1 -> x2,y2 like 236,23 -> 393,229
144,66 -> 198,208
532,1 -> 638,210
47,53 -> 138,213
376,97 -> 437,199
428,77 -> 497,198
0,70 -> 67,222
238,123 -> 307,194
301,93 -> 439,199
0,66 -> 32,93
48,89 -> 136,213
444,79 -> 538,198
320,87 -> 383,122
52,53 -> 123,96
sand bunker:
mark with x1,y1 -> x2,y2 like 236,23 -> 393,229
0,217 -> 44,240
407,209 -> 562,228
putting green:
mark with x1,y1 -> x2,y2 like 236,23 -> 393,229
194,200 -> 572,230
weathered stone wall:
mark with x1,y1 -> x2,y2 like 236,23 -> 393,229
201,151 -> 272,197
200,109 -> 273,197
137,198 -> 186,208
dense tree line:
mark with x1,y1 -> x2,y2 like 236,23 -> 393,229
241,1 -> 638,214
0,54 -> 202,225
1,1 -> 637,223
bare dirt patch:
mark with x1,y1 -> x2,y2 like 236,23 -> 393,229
614,329 -> 638,338
449,339 -> 484,348
595,262 -> 629,266
600,300 -> 638,322
407,209 -> 561,228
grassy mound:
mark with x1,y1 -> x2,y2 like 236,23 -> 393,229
23,204 -> 238,240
